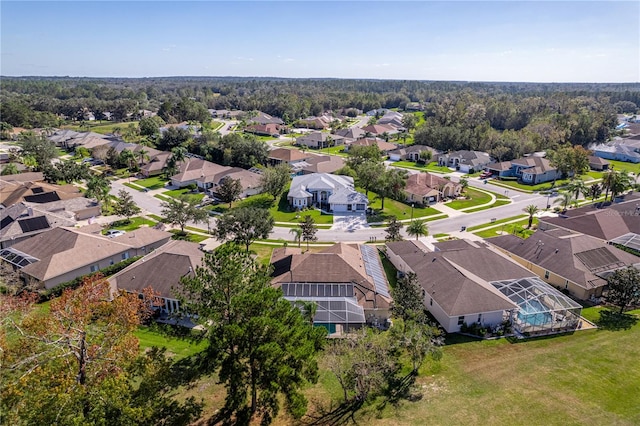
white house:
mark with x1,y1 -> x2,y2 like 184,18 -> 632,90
287,173 -> 368,212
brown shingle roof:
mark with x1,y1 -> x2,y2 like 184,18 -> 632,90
270,243 -> 391,310
108,240 -> 204,299
268,148 -> 310,162
539,195 -> 640,240
489,229 -> 639,290
386,241 -> 522,316
405,172 -> 460,197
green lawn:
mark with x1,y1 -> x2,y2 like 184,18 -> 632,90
607,159 -> 640,175
132,176 -> 169,190
162,188 -> 205,202
123,182 -> 146,192
169,229 -> 209,243
64,121 -> 140,135
207,193 -> 334,225
466,214 -> 528,232
393,161 -> 451,173
103,216 -> 157,233
364,190 -> 443,223
474,218 -> 537,239
318,146 -> 347,156
134,326 -> 207,360
367,307 -> 640,425
462,199 -> 511,213
445,188 -> 492,210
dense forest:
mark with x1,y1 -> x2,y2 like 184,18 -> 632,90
1,77 -> 639,161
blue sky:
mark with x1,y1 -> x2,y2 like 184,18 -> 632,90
1,1 -> 638,82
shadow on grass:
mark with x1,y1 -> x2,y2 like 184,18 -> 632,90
596,309 -> 638,331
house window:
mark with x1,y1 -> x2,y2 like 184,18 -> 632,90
109,259 -> 114,265
430,298 -> 433,306
477,314 -> 482,323
565,280 -> 569,289
90,264 -> 99,273
458,316 -> 464,326
122,252 -> 130,260
544,270 -> 550,279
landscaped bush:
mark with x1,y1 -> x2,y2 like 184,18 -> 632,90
461,320 -> 512,338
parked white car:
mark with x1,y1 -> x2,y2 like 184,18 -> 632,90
105,229 -> 125,238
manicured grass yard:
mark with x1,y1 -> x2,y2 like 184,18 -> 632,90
207,193 -> 334,225
169,229 -> 209,243
473,218 -> 537,239
466,214 -> 528,232
607,159 -> 640,175
173,306 -> 640,425
162,188 -> 205,202
318,146 -> 347,156
364,189 -> 444,223
135,326 -> 207,360
445,188 -> 491,210
132,176 -> 169,190
393,161 -> 451,173
103,216 -> 157,232
64,121 -> 140,135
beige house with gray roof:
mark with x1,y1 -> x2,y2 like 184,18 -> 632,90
0,226 -> 171,289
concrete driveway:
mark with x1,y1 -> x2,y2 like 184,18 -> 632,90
331,212 -> 369,231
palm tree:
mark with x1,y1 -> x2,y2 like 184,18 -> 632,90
566,178 -> 589,200
589,183 -> 602,200
289,227 -> 302,248
120,149 -> 136,172
85,174 -> 112,211
609,171 -> 632,201
136,148 -> 149,166
170,146 -> 187,164
407,219 -> 428,240
523,204 -> 539,229
602,170 -> 616,202
554,192 -> 575,212
459,178 -> 469,194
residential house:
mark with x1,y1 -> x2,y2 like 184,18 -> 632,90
108,240 -> 204,316
267,148 -> 312,173
334,127 -> 366,140
296,132 -> 346,149
538,194 -> 640,253
270,243 -> 392,334
385,240 -> 582,334
489,228 -> 640,301
593,142 -> 640,163
388,145 -> 439,162
345,138 -> 397,154
299,154 -> 345,175
437,150 -> 492,174
588,155 -> 610,171
360,123 -> 399,136
140,151 -> 172,177
287,173 -> 368,212
248,111 -> 284,126
377,111 -> 405,129
244,123 -> 283,137
170,158 -> 262,199
0,202 -> 76,249
296,116 -> 331,130
0,172 -> 44,185
404,172 -> 462,205
24,197 -> 101,221
1,179 -> 82,208
485,156 -> 562,184
0,226 -> 171,289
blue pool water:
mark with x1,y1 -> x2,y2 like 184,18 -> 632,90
517,299 -> 552,326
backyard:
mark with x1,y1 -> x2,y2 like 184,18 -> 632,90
103,216 -> 157,233
134,306 -> 640,425
607,159 -> 640,175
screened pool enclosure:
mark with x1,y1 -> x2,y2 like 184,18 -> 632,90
491,277 -> 582,335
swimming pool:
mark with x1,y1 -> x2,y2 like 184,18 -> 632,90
517,299 -> 552,326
